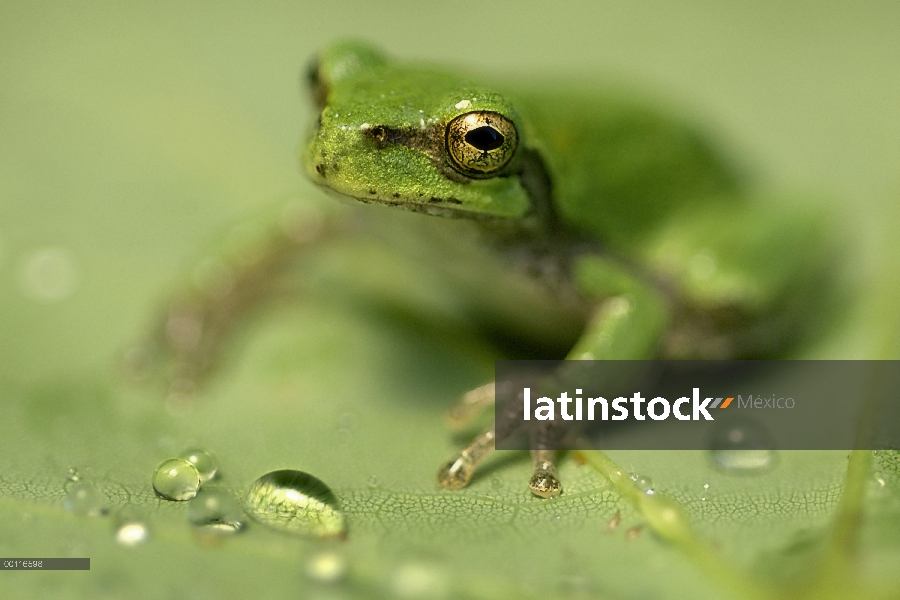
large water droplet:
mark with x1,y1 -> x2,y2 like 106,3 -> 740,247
179,448 -> 218,482
243,470 -> 346,539
709,419 -> 776,473
153,458 -> 201,501
187,489 -> 244,534
63,482 -> 106,517
115,520 -> 150,547
18,247 -> 79,302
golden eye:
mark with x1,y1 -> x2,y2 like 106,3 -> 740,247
445,111 -> 518,177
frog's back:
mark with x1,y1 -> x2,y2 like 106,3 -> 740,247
507,85 -> 742,249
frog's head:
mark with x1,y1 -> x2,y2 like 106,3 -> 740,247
302,41 -> 546,222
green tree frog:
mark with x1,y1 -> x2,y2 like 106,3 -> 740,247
148,41 -> 838,499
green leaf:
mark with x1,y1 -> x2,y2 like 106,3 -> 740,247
2,4 -> 899,599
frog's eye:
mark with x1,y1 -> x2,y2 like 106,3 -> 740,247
445,111 -> 518,177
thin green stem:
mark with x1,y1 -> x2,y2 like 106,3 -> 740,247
576,449 -> 775,600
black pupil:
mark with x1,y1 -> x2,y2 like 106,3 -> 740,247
464,126 -> 504,151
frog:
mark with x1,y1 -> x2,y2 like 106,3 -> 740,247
143,40 -> 838,499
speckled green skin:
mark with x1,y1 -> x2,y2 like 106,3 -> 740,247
304,41 -> 837,360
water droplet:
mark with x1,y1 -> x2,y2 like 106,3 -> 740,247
179,448 -> 218,482
306,551 -> 347,584
709,419 -> 776,473
243,470 -> 346,538
367,476 -> 380,488
391,562 -> 449,599
633,475 -> 655,495
187,488 -> 244,534
115,520 -> 149,547
152,458 -> 201,501
63,482 -> 106,517
66,467 -> 80,483
18,247 -> 79,302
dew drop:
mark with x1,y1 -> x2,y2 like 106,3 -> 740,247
391,562 -> 449,599
243,470 -> 346,538
66,467 -> 80,483
306,551 -> 347,584
187,488 -> 245,534
115,520 -> 150,547
179,448 -> 218,482
19,247 -> 79,302
63,482 -> 106,517
708,419 -> 776,473
152,458 -> 201,501
633,475 -> 655,495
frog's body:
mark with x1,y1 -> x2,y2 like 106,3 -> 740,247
147,41 -> 837,499
301,41 -> 837,496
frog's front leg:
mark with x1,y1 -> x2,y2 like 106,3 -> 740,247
437,256 -> 669,498
129,200 -> 343,395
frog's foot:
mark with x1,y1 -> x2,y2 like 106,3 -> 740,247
529,449 -> 562,498
444,382 -> 494,430
436,425 -> 495,490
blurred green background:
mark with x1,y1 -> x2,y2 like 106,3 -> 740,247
1,1 -> 899,599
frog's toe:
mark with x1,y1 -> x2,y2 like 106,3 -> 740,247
529,450 -> 562,498
529,471 -> 562,498
436,456 -> 476,489
436,425 -> 495,490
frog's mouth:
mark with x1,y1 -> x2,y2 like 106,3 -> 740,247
311,177 -> 498,220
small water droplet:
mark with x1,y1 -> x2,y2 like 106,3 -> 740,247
179,448 -> 218,482
19,247 -> 79,302
243,470 -> 346,538
709,419 -> 776,473
63,482 -> 106,517
491,477 -> 501,489
391,562 -> 449,599
152,458 -> 201,501
553,514 -> 561,521
633,475 -> 655,495
115,520 -> 149,547
187,488 -> 244,534
367,476 -> 380,488
66,467 -> 80,483
306,551 -> 347,584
